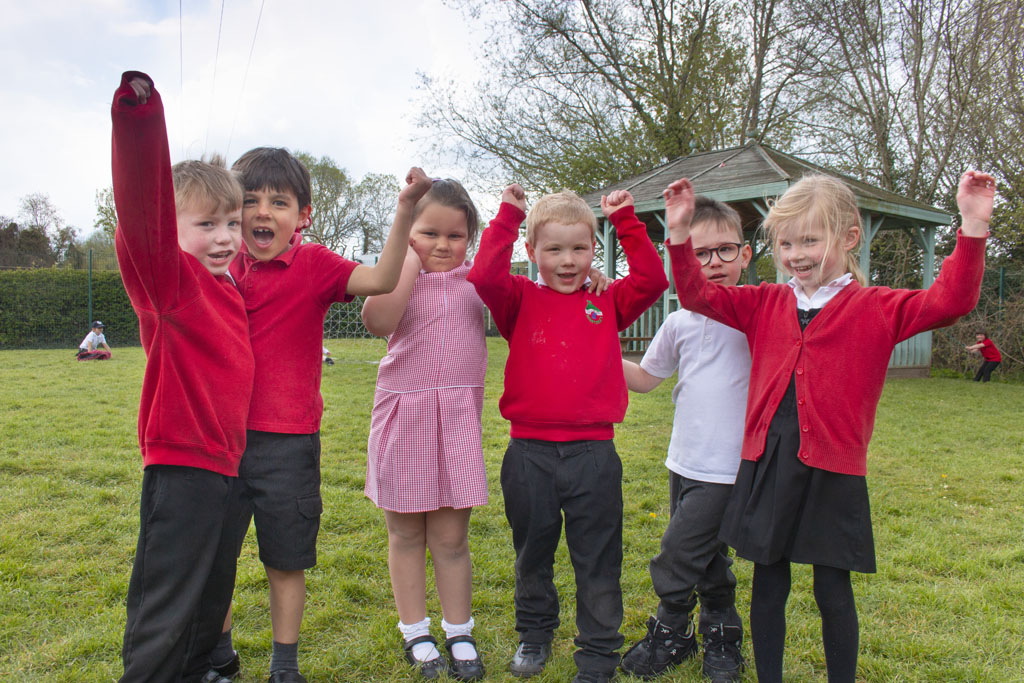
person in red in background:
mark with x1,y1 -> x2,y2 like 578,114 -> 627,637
966,330 -> 1002,381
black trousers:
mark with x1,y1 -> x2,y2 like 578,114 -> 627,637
501,438 -> 625,675
651,474 -> 740,633
974,360 -> 1000,382
120,466 -> 238,683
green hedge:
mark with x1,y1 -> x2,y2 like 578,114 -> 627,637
0,269 -> 139,349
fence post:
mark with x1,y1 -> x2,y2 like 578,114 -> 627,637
88,248 -> 93,325
999,266 -> 1005,319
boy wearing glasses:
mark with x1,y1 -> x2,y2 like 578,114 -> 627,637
620,196 -> 751,682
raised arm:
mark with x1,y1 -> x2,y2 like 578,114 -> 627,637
622,359 -> 664,393
602,190 -> 669,329
664,178 -> 696,245
346,168 -> 432,297
956,170 -> 995,238
111,71 -> 188,311
467,184 -> 528,338
361,247 -> 422,337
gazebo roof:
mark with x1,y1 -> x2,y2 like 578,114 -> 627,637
583,141 -> 952,229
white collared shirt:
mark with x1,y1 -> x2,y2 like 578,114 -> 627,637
786,272 -> 854,310
640,307 -> 751,484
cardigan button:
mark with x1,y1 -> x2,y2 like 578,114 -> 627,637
796,339 -> 802,346
799,451 -> 808,459
801,425 -> 809,432
796,368 -> 804,375
797,398 -> 805,406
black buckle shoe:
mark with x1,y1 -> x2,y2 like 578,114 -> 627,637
403,634 -> 450,680
445,634 -> 485,681
620,616 -> 697,679
510,641 -> 551,677
211,650 -> 240,679
701,622 -> 744,682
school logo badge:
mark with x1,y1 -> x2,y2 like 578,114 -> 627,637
585,300 -> 604,324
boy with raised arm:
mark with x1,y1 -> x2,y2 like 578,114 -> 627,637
220,147 -> 431,682
619,196 -> 751,682
112,71 -> 253,683
468,185 -> 668,683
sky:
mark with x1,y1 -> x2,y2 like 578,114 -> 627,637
0,0 -> 482,236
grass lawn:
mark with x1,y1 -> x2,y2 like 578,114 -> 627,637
1,338 -> 1022,681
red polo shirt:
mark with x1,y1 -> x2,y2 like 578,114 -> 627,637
230,234 -> 358,433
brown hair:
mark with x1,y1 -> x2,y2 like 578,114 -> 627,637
692,196 -> 743,242
231,147 -> 311,208
763,174 -> 866,285
413,179 -> 481,246
171,155 -> 243,215
525,190 -> 597,244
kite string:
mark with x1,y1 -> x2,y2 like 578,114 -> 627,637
226,0 -> 266,161
204,0 -> 227,157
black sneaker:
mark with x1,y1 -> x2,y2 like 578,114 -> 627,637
701,622 -> 744,682
211,650 -> 240,679
510,641 -> 551,677
620,616 -> 697,679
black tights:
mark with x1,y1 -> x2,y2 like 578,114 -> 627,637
750,560 -> 859,682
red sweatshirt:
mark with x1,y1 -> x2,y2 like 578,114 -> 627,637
469,202 -> 668,440
668,230 -> 986,476
112,72 -> 254,476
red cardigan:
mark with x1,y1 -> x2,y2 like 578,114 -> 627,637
112,72 -> 254,476
668,231 -> 986,476
468,202 -> 668,441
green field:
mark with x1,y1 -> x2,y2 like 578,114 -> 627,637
1,339 -> 1022,681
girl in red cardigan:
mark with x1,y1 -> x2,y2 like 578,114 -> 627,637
663,171 -> 995,682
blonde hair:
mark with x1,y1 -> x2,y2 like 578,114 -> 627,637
172,155 -> 244,215
763,174 -> 866,285
525,190 -> 598,244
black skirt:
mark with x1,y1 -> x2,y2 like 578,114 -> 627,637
719,378 -> 876,573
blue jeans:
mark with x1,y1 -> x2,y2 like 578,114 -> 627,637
500,438 -> 624,674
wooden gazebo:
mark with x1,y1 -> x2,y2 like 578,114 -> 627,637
578,141 -> 954,377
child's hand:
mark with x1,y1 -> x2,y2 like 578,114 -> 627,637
502,184 -> 527,212
663,178 -> 695,244
601,190 -> 634,217
586,267 -> 614,295
127,76 -> 151,104
399,167 -> 433,206
956,170 -> 996,236
405,244 -> 422,270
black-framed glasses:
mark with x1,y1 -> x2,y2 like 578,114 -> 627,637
693,242 -> 742,265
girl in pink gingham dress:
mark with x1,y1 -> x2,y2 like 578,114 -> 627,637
361,179 -> 488,680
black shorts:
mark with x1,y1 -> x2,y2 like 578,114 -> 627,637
227,430 -> 323,571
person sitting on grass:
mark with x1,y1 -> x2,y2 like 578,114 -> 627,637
77,320 -> 112,360
112,71 -> 254,683
468,185 -> 668,683
965,330 -> 1001,382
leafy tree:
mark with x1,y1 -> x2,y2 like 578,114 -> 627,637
418,0 -> 753,193
349,173 -> 400,255
94,187 -> 118,240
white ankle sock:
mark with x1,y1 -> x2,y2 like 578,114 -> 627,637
442,617 -> 478,661
398,618 -> 440,662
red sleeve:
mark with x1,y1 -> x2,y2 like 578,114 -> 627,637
111,71 -> 193,311
606,206 -> 669,330
883,230 -> 986,342
467,202 -> 527,338
667,239 -> 764,332
310,245 -> 358,306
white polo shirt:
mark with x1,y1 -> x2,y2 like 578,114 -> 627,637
79,330 -> 107,350
640,307 -> 751,484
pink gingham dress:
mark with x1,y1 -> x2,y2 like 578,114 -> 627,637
365,262 -> 489,512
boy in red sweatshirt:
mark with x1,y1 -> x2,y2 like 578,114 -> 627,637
468,185 -> 668,683
111,72 -> 254,683
219,149 -> 431,682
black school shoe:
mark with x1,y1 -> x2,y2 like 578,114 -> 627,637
445,634 -> 485,681
211,650 -> 240,679
701,622 -> 744,682
199,672 -> 233,683
403,634 -> 451,680
572,670 -> 616,683
620,616 -> 697,679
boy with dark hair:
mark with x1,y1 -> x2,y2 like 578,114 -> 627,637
220,147 -> 431,682
111,71 -> 254,683
468,185 -> 668,683
965,330 -> 1002,382
77,320 -> 112,360
619,196 -> 751,682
